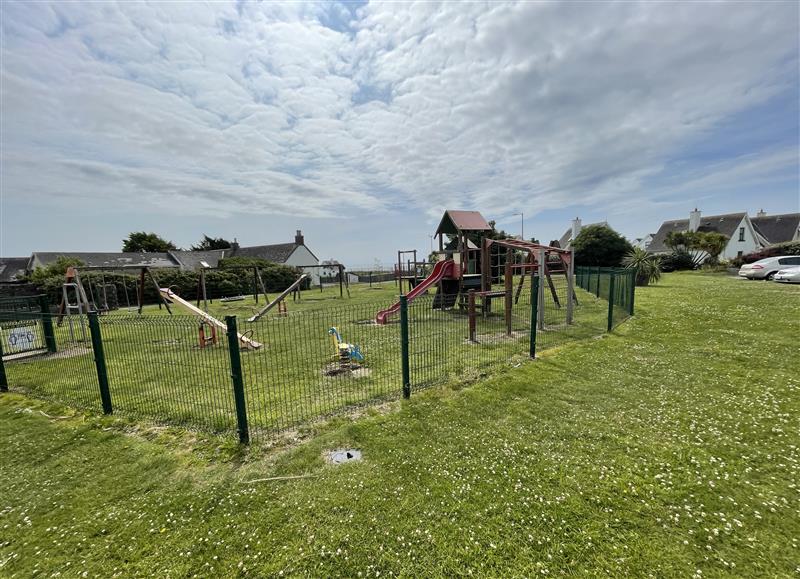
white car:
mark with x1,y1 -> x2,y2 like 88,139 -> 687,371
739,256 -> 800,280
774,266 -> 800,284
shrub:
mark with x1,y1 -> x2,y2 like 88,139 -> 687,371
572,225 -> 634,267
622,247 -> 662,286
661,250 -> 696,272
31,261 -> 302,307
731,241 -> 800,267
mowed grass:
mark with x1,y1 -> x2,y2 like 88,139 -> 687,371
2,272 -> 797,577
3,277 -> 610,437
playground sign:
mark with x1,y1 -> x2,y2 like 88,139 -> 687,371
4,325 -> 42,353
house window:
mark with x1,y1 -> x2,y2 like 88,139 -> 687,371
738,227 -> 745,242
737,251 -> 743,258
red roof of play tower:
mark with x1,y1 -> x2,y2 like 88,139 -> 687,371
435,210 -> 492,235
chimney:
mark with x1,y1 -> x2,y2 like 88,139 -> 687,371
756,208 -> 766,218
295,230 -> 304,245
571,217 -> 582,240
689,208 -> 701,232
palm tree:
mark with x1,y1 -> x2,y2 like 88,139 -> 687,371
623,247 -> 662,286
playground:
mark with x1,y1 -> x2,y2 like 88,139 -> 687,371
1,211 -> 634,440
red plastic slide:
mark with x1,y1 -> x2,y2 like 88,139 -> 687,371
375,260 -> 456,325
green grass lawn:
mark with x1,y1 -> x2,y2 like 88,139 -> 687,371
1,272 -> 797,576
3,276 -> 611,438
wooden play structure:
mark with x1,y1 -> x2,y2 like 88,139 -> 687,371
247,274 -> 308,322
376,210 -> 576,327
158,288 -> 262,350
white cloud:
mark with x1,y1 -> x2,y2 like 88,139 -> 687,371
1,0 -> 797,226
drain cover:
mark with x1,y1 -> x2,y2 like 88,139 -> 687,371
327,449 -> 362,464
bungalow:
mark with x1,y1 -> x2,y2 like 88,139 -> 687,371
6,230 -> 322,285
647,209 -> 800,260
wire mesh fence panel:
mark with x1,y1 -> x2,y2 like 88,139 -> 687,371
241,299 -> 402,439
1,269 -> 635,442
97,315 -> 237,433
534,273 -> 607,352
406,277 -> 535,393
2,312 -> 100,410
610,269 -> 635,328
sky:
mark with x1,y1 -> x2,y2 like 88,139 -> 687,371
1,1 -> 798,267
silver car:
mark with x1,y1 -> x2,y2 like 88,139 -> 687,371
774,266 -> 800,284
738,255 -> 800,280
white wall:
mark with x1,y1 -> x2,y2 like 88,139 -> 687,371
286,246 -> 320,284
722,217 -> 761,260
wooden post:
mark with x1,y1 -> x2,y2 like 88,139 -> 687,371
468,289 -> 476,342
137,268 -> 146,314
566,250 -> 574,324
201,268 -> 209,312
147,268 -> 172,314
537,248 -> 545,330
481,238 -> 490,292
252,267 -> 259,304
504,248 -> 512,336
338,264 -> 344,298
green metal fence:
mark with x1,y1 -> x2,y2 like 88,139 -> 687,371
0,295 -> 57,357
1,269 -> 634,443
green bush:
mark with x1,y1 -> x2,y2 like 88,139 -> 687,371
572,225 -> 633,267
661,250 -> 696,272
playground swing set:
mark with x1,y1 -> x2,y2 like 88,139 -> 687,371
375,210 -> 576,329
54,264 -> 359,355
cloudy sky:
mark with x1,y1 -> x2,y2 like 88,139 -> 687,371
1,1 -> 798,264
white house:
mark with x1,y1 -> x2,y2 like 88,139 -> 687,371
632,234 -> 655,251
647,209 -> 800,260
231,230 -> 321,284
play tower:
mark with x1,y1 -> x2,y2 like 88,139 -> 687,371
375,210 -> 574,324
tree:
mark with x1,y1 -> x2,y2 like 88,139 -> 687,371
623,247 -> 662,286
665,230 -> 728,267
122,232 -> 177,253
191,235 -> 232,251
572,225 -> 633,267
29,256 -> 85,286
696,232 -> 728,265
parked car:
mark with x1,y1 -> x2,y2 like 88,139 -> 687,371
773,266 -> 800,284
738,256 -> 800,280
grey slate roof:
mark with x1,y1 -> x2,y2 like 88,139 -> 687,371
0,257 -> 30,283
169,249 -> 227,270
230,243 -> 299,263
30,252 -> 179,269
751,213 -> 800,245
647,213 -> 746,253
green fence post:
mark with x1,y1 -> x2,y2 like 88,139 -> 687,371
606,271 -> 616,332
225,316 -> 250,444
529,276 -> 539,358
595,266 -> 601,298
0,335 -> 8,392
87,311 -> 113,414
399,295 -> 411,399
629,270 -> 636,315
38,295 -> 57,353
